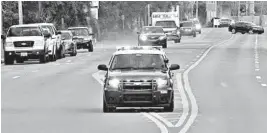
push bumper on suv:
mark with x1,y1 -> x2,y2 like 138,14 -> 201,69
104,90 -> 173,108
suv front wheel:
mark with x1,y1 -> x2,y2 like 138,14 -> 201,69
88,41 -> 94,52
4,52 -> 14,65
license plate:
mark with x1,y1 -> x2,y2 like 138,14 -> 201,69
21,52 -> 28,56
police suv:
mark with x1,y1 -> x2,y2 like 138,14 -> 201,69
97,46 -> 180,112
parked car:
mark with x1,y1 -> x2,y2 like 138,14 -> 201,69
228,21 -> 264,34
37,23 -> 64,60
68,27 -> 94,52
137,26 -> 167,48
61,30 -> 77,56
2,24 -> 51,64
180,21 -> 197,37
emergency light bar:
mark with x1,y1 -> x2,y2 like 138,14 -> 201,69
116,46 -> 163,51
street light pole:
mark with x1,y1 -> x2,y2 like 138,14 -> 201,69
196,1 -> 198,19
18,1 -> 23,24
238,1 -> 240,21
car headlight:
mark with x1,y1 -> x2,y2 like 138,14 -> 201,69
140,35 -> 147,41
5,42 -> 13,47
159,36 -> 166,40
35,40 -> 44,45
84,38 -> 91,41
108,78 -> 120,89
156,78 -> 168,89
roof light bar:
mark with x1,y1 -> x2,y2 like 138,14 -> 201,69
116,46 -> 163,51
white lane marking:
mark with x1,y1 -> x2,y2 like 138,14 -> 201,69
32,70 -> 39,73
13,76 -> 20,79
175,73 -> 189,127
255,69 -> 260,71
261,84 -> 267,87
66,60 -> 72,63
179,34 -> 234,133
142,113 -> 169,133
150,113 -> 174,127
92,71 -> 104,86
256,76 -> 261,80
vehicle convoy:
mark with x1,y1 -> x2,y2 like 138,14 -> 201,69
68,27 -> 94,52
180,20 -> 197,37
137,26 -> 167,48
191,18 -> 202,34
151,12 -> 181,43
228,21 -> 264,34
97,46 -> 180,112
37,23 -> 64,60
2,24 -> 53,64
61,31 -> 77,56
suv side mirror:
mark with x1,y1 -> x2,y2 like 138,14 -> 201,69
98,64 -> 108,71
164,59 -> 169,63
1,35 -> 6,40
180,23 -> 183,27
137,32 -> 140,34
170,64 -> 180,70
89,33 -> 94,36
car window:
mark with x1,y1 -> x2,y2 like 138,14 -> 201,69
155,21 -> 176,28
41,25 -> 55,35
7,27 -> 42,37
181,21 -> 193,27
61,32 -> 72,40
69,28 -> 90,36
110,54 -> 167,70
141,27 -> 164,34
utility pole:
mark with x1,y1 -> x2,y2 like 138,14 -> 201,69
38,1 -> 42,22
18,1 -> 23,24
238,1 -> 240,21
196,1 -> 198,19
148,4 -> 150,26
260,1 -> 264,16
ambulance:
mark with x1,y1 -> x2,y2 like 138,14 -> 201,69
151,12 -> 181,43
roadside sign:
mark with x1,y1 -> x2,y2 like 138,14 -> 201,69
122,15 -> 125,20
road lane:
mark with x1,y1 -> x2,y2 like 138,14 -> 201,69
186,33 -> 267,133
256,31 -> 267,87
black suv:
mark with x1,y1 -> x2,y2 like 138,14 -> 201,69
97,46 -> 180,112
229,21 -> 264,34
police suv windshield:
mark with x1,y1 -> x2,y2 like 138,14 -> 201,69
155,21 -> 176,28
69,28 -> 89,36
110,54 -> 167,70
7,27 -> 42,37
141,27 -> 164,34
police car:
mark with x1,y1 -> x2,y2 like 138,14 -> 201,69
97,46 -> 180,112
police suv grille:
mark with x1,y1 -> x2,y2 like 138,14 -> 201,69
121,79 -> 157,90
123,94 -> 152,101
148,36 -> 159,40
14,41 -> 34,47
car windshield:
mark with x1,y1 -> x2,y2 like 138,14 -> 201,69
155,21 -> 176,28
69,28 -> 89,36
7,27 -> 42,37
61,32 -> 72,40
181,22 -> 193,27
110,54 -> 167,70
141,27 -> 164,34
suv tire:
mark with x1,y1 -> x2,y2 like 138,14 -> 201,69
103,100 -> 113,113
4,53 -> 14,65
88,41 -> 93,52
193,32 -> 196,37
164,94 -> 174,112
175,39 -> 180,43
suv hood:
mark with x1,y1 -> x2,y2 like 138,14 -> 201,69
6,36 -> 44,42
109,70 -> 168,80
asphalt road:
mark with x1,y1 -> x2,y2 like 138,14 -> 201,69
2,28 -> 266,133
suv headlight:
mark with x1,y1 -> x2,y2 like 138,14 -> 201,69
140,35 -> 147,41
5,42 -> 13,47
107,78 -> 120,89
196,24 -> 201,29
156,78 -> 168,89
84,38 -> 91,41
